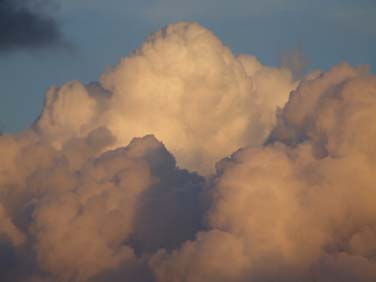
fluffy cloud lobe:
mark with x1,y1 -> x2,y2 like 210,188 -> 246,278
36,22 -> 295,174
152,63 -> 376,282
1,22 -> 376,282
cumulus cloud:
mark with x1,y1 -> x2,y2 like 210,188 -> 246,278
1,22 -> 376,282
151,63 -> 376,282
0,0 -> 67,52
36,22 -> 296,174
0,130 -> 204,282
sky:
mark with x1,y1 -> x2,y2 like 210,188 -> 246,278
0,0 -> 375,132
2,2 -> 376,282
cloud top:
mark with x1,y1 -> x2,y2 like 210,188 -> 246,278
36,22 -> 296,173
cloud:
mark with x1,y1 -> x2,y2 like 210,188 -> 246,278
35,22 -> 296,174
0,0 -> 66,52
151,63 -> 376,282
0,129 -> 205,282
1,22 -> 376,282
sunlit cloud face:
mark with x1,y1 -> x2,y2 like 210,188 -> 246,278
1,22 -> 376,282
151,63 -> 376,282
36,22 -> 296,174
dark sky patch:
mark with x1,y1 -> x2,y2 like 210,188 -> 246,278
0,0 -> 65,51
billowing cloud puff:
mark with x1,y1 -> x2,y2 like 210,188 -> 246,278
35,22 -> 296,174
0,130 -> 204,282
2,22 -> 376,282
151,63 -> 376,282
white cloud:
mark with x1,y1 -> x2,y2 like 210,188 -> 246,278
36,22 -> 296,174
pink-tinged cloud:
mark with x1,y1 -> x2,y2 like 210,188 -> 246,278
1,22 -> 376,282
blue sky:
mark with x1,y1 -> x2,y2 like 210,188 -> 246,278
0,0 -> 375,132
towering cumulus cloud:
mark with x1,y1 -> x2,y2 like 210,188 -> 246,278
36,22 -> 296,174
1,22 -> 376,282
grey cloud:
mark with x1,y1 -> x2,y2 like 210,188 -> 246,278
0,0 -> 66,52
